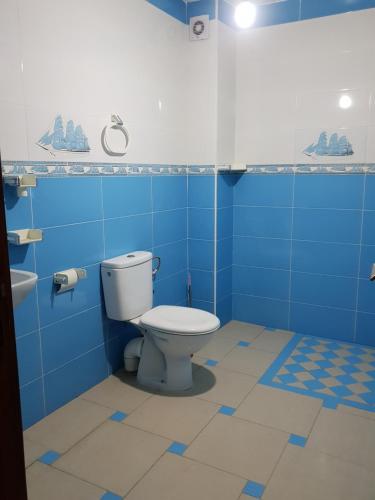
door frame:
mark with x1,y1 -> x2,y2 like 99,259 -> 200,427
0,156 -> 28,499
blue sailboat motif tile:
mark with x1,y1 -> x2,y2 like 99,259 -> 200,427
37,115 -> 90,153
304,131 -> 354,157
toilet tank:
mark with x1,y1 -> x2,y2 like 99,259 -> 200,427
101,251 -> 153,321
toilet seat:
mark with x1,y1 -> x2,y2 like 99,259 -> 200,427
141,305 -> 220,336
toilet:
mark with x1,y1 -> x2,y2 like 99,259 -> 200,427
101,251 -> 220,392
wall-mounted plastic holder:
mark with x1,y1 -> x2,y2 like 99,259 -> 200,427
101,114 -> 130,157
217,163 -> 247,173
4,174 -> 37,197
7,229 -> 43,245
53,268 -> 87,294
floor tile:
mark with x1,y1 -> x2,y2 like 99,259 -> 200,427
337,404 -> 375,421
80,373 -> 151,413
263,445 -> 375,500
220,347 -> 278,377
194,365 -> 257,407
125,453 -> 245,500
236,385 -> 322,436
124,394 -> 218,443
24,398 -> 113,453
23,438 -> 49,468
307,408 -> 375,470
197,336 -> 238,361
55,421 -> 170,496
185,413 -> 288,483
219,321 -> 265,342
250,330 -> 294,354
26,462 -> 105,500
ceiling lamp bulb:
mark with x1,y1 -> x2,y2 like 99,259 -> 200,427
234,1 -> 257,29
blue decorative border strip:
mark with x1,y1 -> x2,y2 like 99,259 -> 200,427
3,161 -> 375,176
259,333 -> 375,413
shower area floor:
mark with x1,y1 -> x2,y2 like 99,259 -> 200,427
23,321 -> 375,500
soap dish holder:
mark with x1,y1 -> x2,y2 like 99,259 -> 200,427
4,174 -> 37,197
7,229 -> 43,245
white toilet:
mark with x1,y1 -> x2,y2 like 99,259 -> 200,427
101,251 -> 220,392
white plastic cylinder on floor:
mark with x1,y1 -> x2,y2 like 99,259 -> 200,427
124,337 -> 143,372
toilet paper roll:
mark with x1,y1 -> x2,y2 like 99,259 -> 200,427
55,268 -> 79,294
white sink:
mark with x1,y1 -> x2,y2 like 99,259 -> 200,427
10,269 -> 38,308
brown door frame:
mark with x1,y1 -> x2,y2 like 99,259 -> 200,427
0,156 -> 28,499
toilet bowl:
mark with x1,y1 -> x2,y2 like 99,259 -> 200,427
101,252 -> 220,392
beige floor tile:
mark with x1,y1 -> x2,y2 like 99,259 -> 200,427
126,453 -> 245,500
26,462 -> 105,500
24,399 -> 113,453
124,394 -> 218,443
194,365 -> 258,408
236,385 -> 322,436
23,438 -> 49,468
219,321 -> 265,342
185,413 -> 288,483
307,408 -> 375,470
219,347 -> 277,377
80,373 -> 151,413
197,336 -> 238,361
250,330 -> 294,354
55,421 -> 170,496
263,445 -> 375,500
337,404 -> 375,421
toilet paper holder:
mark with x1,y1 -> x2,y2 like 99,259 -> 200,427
53,268 -> 87,293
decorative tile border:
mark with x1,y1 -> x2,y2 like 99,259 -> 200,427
2,161 -> 375,177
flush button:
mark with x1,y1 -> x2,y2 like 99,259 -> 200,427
127,254 -> 135,258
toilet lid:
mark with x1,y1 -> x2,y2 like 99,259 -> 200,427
141,306 -> 220,335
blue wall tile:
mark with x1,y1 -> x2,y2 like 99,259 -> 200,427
233,294 -> 289,329
41,306 -> 106,373
189,239 -> 214,271
356,312 -> 375,347
190,269 -> 214,302
217,237 -> 232,271
105,214 -> 152,258
234,174 -> 293,207
216,295 -> 232,326
154,239 -> 187,279
33,177 -> 102,228
357,279 -> 375,314
362,211 -> 375,245
291,272 -> 357,310
301,0 -> 375,21
291,240 -> 359,277
187,0 -> 216,21
44,344 -> 108,414
233,265 -> 290,301
154,209 -> 187,247
359,245 -> 375,279
217,266 -> 232,301
20,378 -> 45,429
36,221 -> 104,278
233,236 -> 291,270
9,243 -> 35,272
188,176 -> 215,208
38,264 -> 102,327
153,271 -> 187,306
290,302 -> 355,342
16,331 -> 42,387
364,175 -> 375,210
217,174 -> 235,208
234,206 -> 292,238
255,0 -> 300,27
102,177 -> 151,218
293,209 -> 362,244
153,176 -> 187,211
4,185 -> 32,229
189,208 -> 214,240
217,206 -> 233,240
13,288 -> 39,337
294,175 -> 364,209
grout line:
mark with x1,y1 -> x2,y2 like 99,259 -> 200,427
214,172 -> 218,315
287,172 -> 296,330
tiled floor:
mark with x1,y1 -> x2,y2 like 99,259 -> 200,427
24,321 -> 375,500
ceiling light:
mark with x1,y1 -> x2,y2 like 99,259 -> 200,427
234,1 -> 257,29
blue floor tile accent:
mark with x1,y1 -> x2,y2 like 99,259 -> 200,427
109,411 -> 128,422
167,442 -> 188,456
242,480 -> 266,498
38,450 -> 61,465
289,434 -> 308,447
238,341 -> 251,347
101,492 -> 123,500
219,405 -> 236,416
259,334 -> 375,413
205,359 -> 218,367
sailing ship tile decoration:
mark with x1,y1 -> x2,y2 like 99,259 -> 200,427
304,131 -> 354,157
37,115 -> 90,154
